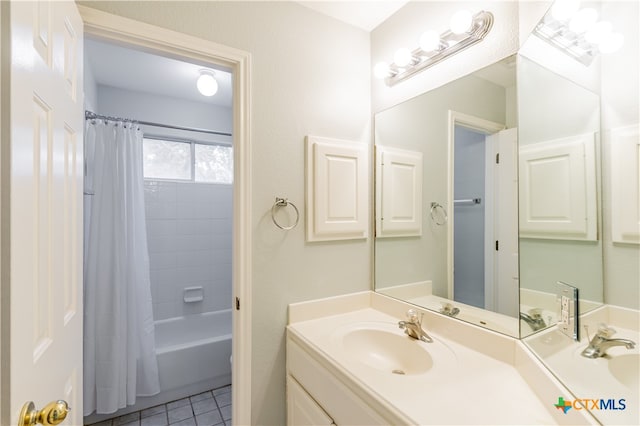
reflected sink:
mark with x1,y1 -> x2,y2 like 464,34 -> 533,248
608,354 -> 639,388
342,328 -> 433,375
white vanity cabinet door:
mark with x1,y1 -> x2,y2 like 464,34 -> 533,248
287,375 -> 336,426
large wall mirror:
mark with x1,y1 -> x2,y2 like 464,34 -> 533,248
374,0 -> 635,338
374,0 -> 638,423
375,55 -> 521,337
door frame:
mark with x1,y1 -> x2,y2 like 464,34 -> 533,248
447,111 -> 504,304
79,6 -> 252,424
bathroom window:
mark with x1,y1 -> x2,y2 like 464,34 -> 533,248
143,137 -> 233,184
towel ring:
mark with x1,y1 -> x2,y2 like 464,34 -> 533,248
271,197 -> 299,230
430,202 -> 448,226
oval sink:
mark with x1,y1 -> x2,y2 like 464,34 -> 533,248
608,354 -> 639,389
341,328 -> 433,375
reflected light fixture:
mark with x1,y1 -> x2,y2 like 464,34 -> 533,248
197,70 -> 218,96
374,10 -> 493,86
533,0 -> 624,66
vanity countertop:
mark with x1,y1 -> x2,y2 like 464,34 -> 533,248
287,292 -> 597,425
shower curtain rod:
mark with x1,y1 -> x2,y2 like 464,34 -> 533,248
85,110 -> 232,137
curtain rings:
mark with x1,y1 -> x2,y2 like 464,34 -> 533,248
271,197 -> 299,230
430,202 -> 448,226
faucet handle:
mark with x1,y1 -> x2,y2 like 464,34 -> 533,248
406,309 -> 422,324
597,323 -> 616,338
528,308 -> 543,318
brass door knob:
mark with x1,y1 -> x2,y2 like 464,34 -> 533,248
19,400 -> 70,426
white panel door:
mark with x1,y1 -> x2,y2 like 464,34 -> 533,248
8,1 -> 84,424
375,145 -> 423,237
519,133 -> 597,240
491,129 -> 519,317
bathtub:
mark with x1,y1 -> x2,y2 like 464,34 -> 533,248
154,309 -> 232,400
84,309 -> 232,423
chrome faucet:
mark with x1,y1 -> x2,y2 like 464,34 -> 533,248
440,303 -> 460,317
520,308 -> 547,332
581,324 -> 636,359
398,309 -> 433,343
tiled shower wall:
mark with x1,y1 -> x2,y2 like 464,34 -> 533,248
144,180 -> 233,321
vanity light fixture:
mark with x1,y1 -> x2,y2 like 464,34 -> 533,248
373,10 -> 494,87
197,69 -> 218,97
533,1 -> 624,66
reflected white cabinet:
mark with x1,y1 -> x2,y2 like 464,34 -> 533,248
519,133 -> 597,241
305,136 -> 368,242
375,145 -> 423,237
287,376 -> 335,426
610,124 -> 640,244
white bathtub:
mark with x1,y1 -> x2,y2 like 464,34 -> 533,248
154,309 -> 232,397
84,309 -> 232,423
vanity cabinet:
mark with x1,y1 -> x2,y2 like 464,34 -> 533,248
287,376 -> 335,425
286,332 -> 400,426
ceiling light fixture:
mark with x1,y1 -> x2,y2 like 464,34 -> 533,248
533,3 -> 624,66
197,70 -> 218,97
374,10 -> 494,87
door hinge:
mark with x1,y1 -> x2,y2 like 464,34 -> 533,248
495,240 -> 499,251
496,153 -> 500,164
235,297 -> 240,310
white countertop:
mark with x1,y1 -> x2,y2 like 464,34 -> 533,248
289,305 -> 565,425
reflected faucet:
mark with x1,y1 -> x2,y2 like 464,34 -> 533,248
440,303 -> 460,317
398,309 -> 433,343
520,308 -> 547,331
581,324 -> 636,359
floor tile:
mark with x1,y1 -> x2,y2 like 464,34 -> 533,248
192,398 -> 217,415
190,391 -> 213,403
141,404 -> 167,419
119,421 -> 140,426
195,409 -> 223,426
140,412 -> 168,426
219,405 -> 231,421
214,392 -> 231,408
114,412 -> 140,425
212,386 -> 231,397
167,398 -> 190,411
170,418 -> 196,426
168,405 -> 193,424
88,420 -> 113,426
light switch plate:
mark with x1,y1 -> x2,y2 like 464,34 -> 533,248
557,281 -> 579,341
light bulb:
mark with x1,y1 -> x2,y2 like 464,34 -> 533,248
568,8 -> 598,34
551,0 -> 580,21
450,10 -> 473,34
584,21 -> 612,44
197,71 -> 218,96
374,62 -> 391,79
419,30 -> 441,52
598,32 -> 624,53
393,47 -> 412,68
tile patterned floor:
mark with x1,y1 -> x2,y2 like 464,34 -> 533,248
87,385 -> 232,426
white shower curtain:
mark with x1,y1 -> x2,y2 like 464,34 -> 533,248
83,119 -> 160,415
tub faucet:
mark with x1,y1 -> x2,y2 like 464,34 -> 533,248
398,309 -> 433,343
520,308 -> 547,332
581,324 -> 636,359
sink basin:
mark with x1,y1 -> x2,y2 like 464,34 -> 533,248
608,354 -> 639,388
342,328 -> 433,375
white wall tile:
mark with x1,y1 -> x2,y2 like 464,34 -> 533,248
145,180 -> 232,321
